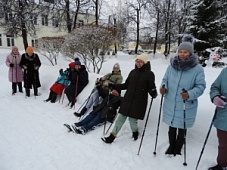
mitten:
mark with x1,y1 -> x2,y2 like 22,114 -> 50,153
10,63 -> 14,67
213,96 -> 227,108
181,92 -> 189,100
160,87 -> 166,95
150,89 -> 157,98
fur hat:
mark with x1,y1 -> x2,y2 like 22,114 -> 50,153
178,34 -> 194,54
74,57 -> 81,66
26,46 -> 34,54
113,63 -> 120,69
136,54 -> 148,64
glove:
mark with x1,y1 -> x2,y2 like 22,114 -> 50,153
213,96 -> 227,108
160,87 -> 166,95
10,63 -> 14,67
150,89 -> 157,98
181,91 -> 189,100
59,69 -> 63,74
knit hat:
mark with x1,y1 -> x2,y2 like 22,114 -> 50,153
113,63 -> 120,69
136,54 -> 148,64
178,35 -> 194,54
74,57 -> 81,66
26,46 -> 34,54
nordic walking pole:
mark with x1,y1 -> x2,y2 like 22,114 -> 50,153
153,85 -> 165,156
195,109 -> 217,170
137,97 -> 154,155
182,88 -> 187,166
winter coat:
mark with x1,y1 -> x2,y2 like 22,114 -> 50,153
210,68 -> 227,131
64,65 -> 89,99
104,71 -> 123,85
20,53 -> 41,89
114,61 -> 156,120
50,69 -> 70,95
161,54 -> 206,129
5,53 -> 23,82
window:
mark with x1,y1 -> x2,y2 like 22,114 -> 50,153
31,39 -> 38,48
5,12 -> 13,22
6,35 -> 14,47
0,34 -> 2,46
42,15 -> 48,26
52,17 -> 59,27
30,14 -> 38,25
78,20 -> 84,26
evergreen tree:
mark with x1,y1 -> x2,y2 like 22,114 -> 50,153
189,0 -> 224,48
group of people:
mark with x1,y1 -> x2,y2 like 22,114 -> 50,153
5,35 -> 227,170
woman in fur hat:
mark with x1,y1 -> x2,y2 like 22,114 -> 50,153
5,46 -> 23,94
159,35 -> 206,156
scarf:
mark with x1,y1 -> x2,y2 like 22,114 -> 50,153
170,54 -> 199,71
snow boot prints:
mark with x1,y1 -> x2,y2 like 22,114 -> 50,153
208,164 -> 227,170
74,107 -> 87,117
102,133 -> 116,144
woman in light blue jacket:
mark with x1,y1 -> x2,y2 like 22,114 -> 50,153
209,68 -> 227,170
160,35 -> 206,156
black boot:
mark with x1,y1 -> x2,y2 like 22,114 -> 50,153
174,129 -> 186,156
165,130 -> 176,155
208,164 -> 224,170
26,88 -> 30,97
45,91 -> 53,102
101,133 -> 116,144
18,82 -> 23,93
34,88 -> 38,96
51,92 -> 57,103
12,83 -> 17,94
132,131 -> 139,141
74,107 -> 87,117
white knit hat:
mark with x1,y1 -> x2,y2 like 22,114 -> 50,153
136,54 -> 148,64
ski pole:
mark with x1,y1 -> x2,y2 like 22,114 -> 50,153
182,88 -> 187,166
34,64 -> 37,99
195,109 -> 217,170
153,85 -> 165,156
137,97 -> 154,155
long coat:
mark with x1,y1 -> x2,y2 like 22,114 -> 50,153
115,61 -> 156,120
64,65 -> 89,101
20,53 -> 41,89
5,53 -> 23,82
161,57 -> 206,129
210,68 -> 227,131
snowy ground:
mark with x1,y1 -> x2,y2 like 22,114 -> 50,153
0,50 -> 226,170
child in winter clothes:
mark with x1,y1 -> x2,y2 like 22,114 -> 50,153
45,68 -> 70,103
5,46 -> 23,94
159,35 -> 206,156
209,68 -> 227,170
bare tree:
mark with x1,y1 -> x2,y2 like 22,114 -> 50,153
37,37 -> 64,66
62,25 -> 114,73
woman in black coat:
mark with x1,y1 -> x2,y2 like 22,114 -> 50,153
102,54 -> 157,144
65,58 -> 89,108
20,46 -> 41,97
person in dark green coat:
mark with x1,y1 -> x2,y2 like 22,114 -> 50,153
102,54 -> 157,144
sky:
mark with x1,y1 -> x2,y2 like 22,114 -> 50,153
0,49 -> 226,170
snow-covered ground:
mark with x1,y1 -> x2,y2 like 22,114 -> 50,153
0,49 -> 226,170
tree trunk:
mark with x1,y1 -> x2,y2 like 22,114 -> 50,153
135,8 -> 139,54
153,9 -> 160,54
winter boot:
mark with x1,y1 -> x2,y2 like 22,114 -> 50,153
50,92 -> 57,103
174,136 -> 184,156
102,133 -> 116,144
165,131 -> 176,155
74,107 -> 87,117
18,82 -> 23,93
208,164 -> 225,170
132,131 -> 139,141
45,91 -> 53,102
34,88 -> 38,96
26,88 -> 30,97
12,83 -> 17,94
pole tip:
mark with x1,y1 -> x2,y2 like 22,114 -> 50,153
183,162 -> 187,166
